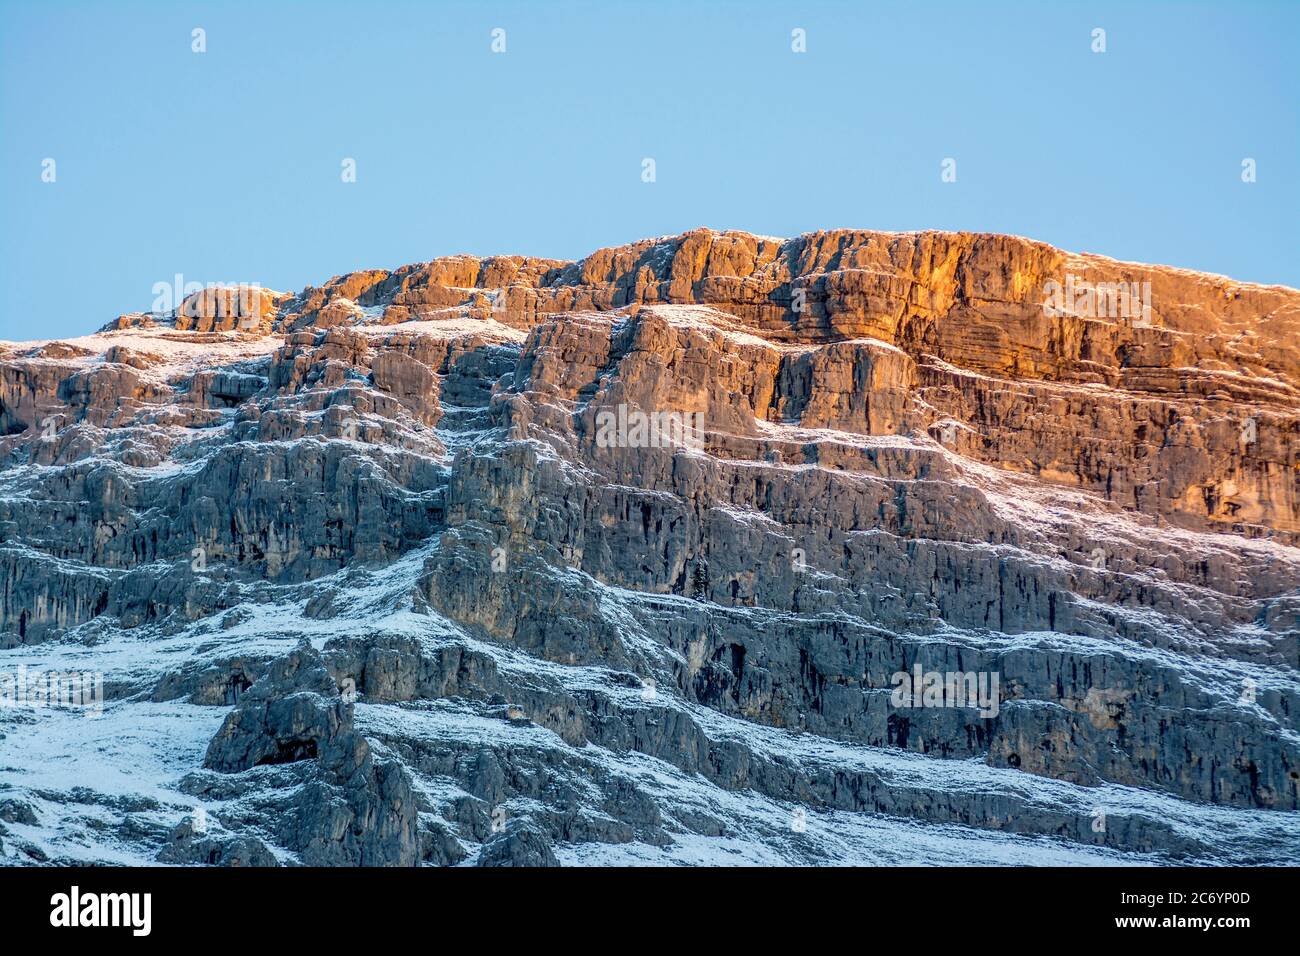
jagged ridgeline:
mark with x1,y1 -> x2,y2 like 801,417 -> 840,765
0,228 -> 1297,866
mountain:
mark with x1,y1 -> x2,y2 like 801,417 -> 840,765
1,228 -> 1296,866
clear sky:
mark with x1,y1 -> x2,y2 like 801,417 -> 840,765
1,0 -> 1296,340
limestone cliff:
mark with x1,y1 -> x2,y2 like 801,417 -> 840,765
0,229 -> 1296,866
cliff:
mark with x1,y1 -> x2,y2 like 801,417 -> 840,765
0,228 -> 1296,865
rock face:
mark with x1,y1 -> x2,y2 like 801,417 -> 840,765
198,644 -> 419,866
0,228 -> 1297,867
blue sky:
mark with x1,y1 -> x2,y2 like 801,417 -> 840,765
1,0 -> 1296,340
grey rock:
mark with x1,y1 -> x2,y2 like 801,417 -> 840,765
476,822 -> 560,868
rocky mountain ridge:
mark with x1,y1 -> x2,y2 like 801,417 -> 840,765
0,228 -> 1296,865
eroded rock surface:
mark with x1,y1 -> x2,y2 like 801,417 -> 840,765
0,229 -> 1296,866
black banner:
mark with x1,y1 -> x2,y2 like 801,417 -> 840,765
0,866 -> 1285,942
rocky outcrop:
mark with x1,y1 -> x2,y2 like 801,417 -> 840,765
156,818 -> 280,867
476,823 -> 560,867
201,645 -> 420,866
